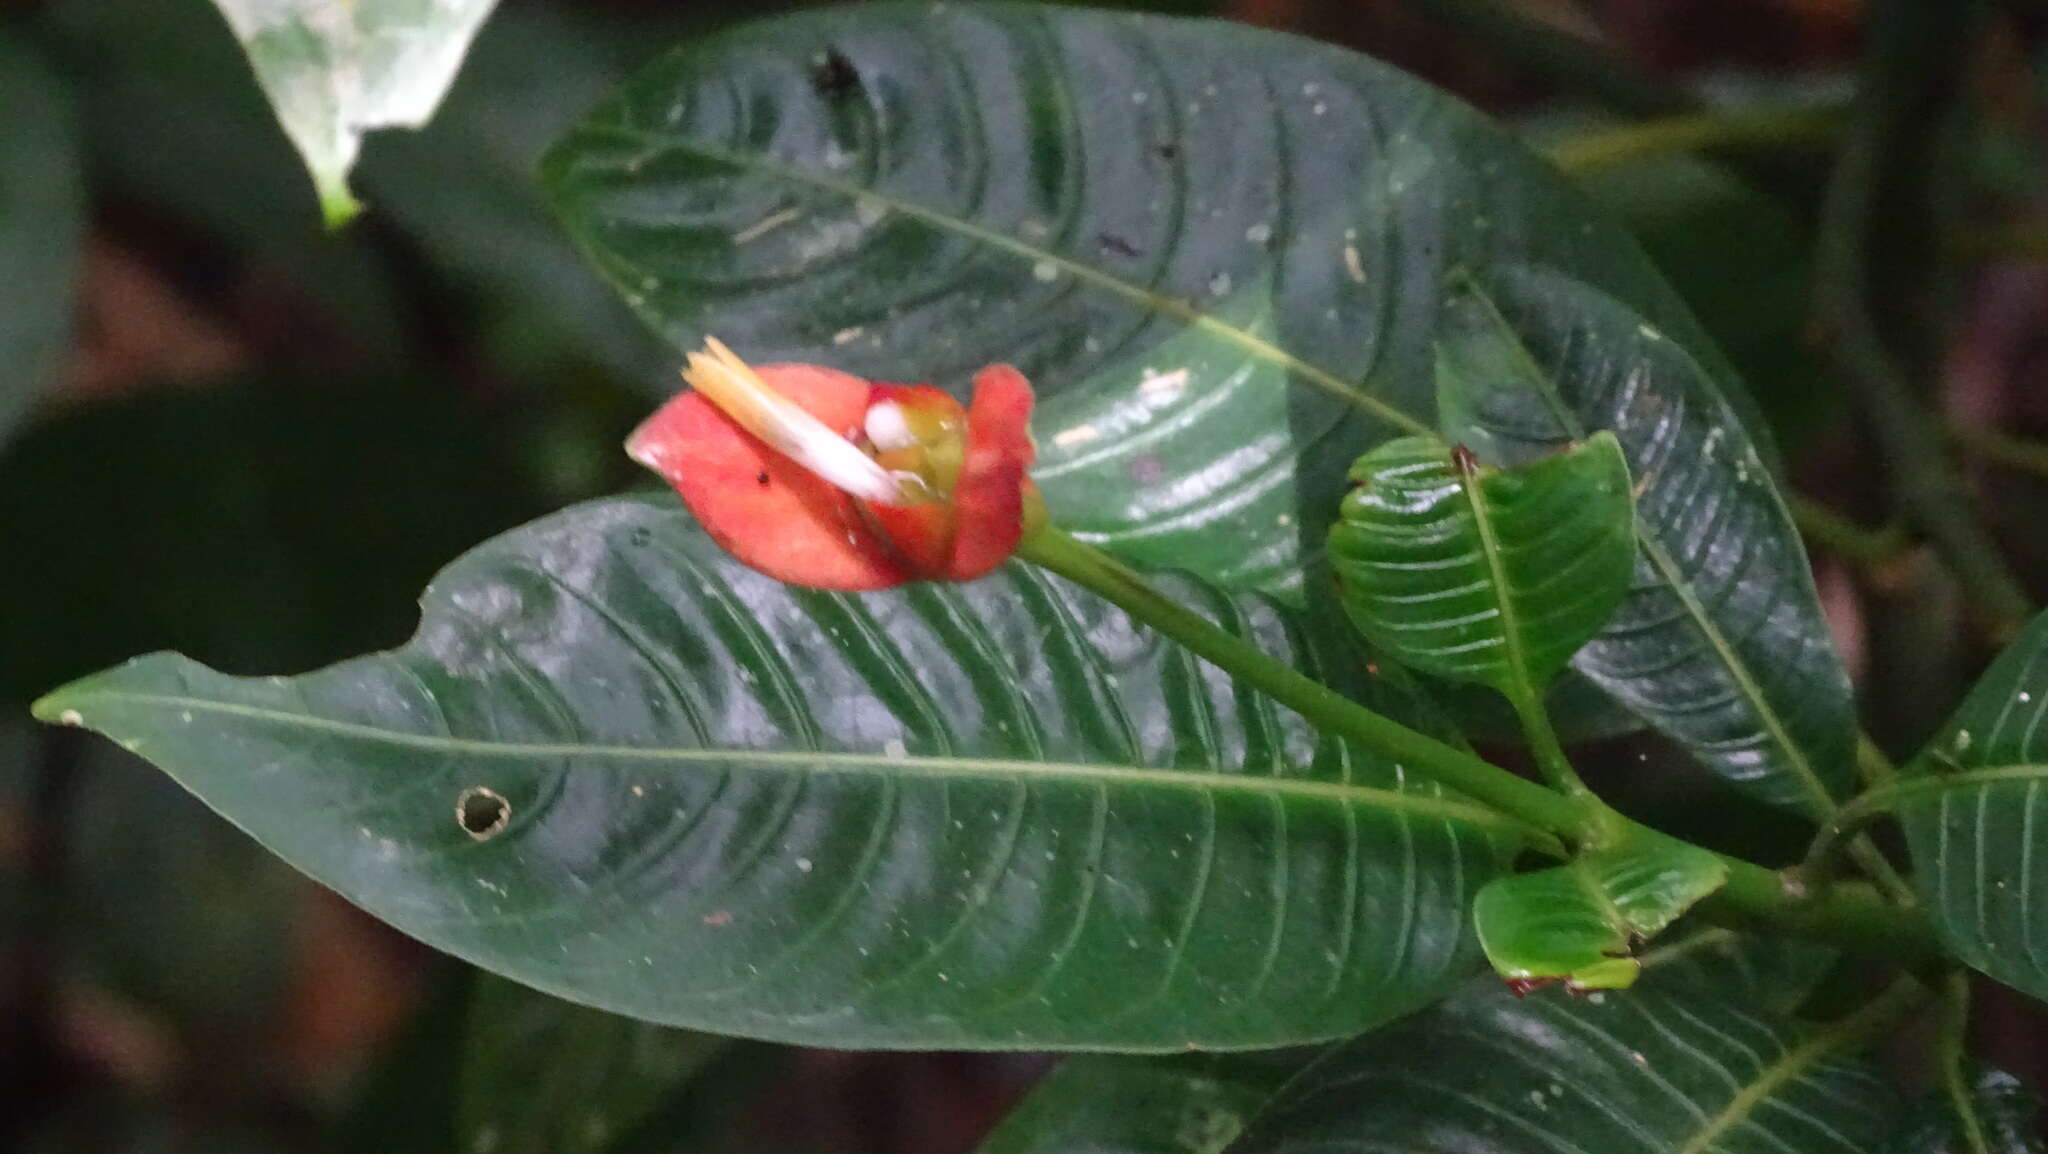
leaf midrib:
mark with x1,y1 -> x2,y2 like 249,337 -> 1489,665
42,687 -> 1527,833
1451,276 -> 1839,817
559,121 -> 1435,438
560,68 -> 1831,817
1454,460 -> 1534,700
1866,763 -> 2048,812
1670,1002 -> 1875,1154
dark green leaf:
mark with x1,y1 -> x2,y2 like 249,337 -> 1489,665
1889,1066 -> 2045,1154
1472,836 -> 1726,991
1329,432 -> 1634,699
1633,925 -> 1838,1017
36,494 -> 1520,1050
542,4 -> 1851,816
977,1051 -> 1317,1154
203,0 -> 501,223
1890,610 -> 2048,1001
1227,979 -> 1902,1154
0,35 -> 82,448
547,6 -> 1730,590
1434,271 -> 1854,815
460,975 -> 723,1154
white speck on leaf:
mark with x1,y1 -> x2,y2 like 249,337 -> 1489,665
732,207 -> 800,245
1032,260 -> 1059,283
1343,245 -> 1367,284
57,709 -> 82,726
796,857 -> 814,872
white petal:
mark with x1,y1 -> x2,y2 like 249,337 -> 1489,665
684,338 -> 906,505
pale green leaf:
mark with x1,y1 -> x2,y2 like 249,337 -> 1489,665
1473,836 -> 1727,990
1328,432 -> 1634,699
207,0 -> 500,223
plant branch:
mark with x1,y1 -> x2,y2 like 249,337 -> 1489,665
1788,494 -> 1910,567
1018,528 -> 1589,841
1547,106 -> 1841,175
1937,971 -> 1994,1154
1813,0 -> 2032,643
1507,684 -> 1593,800
1020,528 -> 1945,964
1951,421 -> 2048,479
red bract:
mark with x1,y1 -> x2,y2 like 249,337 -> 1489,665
626,344 -> 1039,591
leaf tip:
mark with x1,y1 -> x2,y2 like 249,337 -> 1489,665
318,179 -> 364,230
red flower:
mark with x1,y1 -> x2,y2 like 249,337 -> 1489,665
627,339 -> 1041,591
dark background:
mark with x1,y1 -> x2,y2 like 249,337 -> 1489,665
5,0 -> 2048,1149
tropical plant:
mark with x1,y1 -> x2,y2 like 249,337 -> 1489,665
13,0 -> 2048,1150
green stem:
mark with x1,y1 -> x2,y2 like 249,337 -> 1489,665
1802,780 -> 1917,890
1017,528 -> 1588,840
1788,494 -> 1910,567
1950,421 -> 2048,479
1937,971 -> 1993,1154
1020,528 -> 1946,964
1547,106 -> 1842,175
1855,731 -> 1899,789
1506,684 -> 1593,801
1814,0 -> 2032,644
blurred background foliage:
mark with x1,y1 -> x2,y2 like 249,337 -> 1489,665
6,0 -> 2048,1149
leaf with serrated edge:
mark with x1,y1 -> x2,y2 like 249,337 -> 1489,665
1329,432 -> 1634,703
541,4 -> 1851,817
1473,837 -> 1727,990
1885,610 -> 2048,1002
1434,268 -> 1854,815
35,494 -> 1520,1050
207,0 -> 499,222
1227,978 -> 1901,1154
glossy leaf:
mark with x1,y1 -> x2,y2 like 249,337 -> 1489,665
1228,979 -> 1902,1154
461,976 -> 724,1154
1329,432 -> 1634,698
542,4 -> 1851,817
205,0 -> 499,223
35,494 -> 1520,1050
0,36 -> 83,447
1434,270 -> 1855,815
977,1051 -> 1317,1154
1890,610 -> 2048,1001
1472,837 -> 1727,991
1888,1067 -> 2046,1154
1633,925 -> 1837,1018
546,5 -> 1755,594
